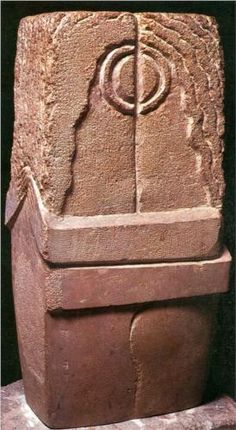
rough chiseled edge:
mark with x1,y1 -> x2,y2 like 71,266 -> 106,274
10,11 -> 136,216
8,11 -> 225,217
135,12 -> 225,209
2,380 -> 236,430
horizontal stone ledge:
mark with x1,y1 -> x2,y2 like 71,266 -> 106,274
45,248 -> 231,311
2,380 -> 236,429
6,175 -> 223,265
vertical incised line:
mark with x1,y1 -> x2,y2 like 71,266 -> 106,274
134,16 -> 140,213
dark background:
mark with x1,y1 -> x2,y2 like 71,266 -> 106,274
2,1 -> 235,400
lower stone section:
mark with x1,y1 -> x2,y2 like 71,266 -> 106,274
9,183 -> 231,428
1,380 -> 236,429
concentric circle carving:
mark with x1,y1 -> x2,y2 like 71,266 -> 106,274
100,45 -> 135,115
100,44 -> 171,115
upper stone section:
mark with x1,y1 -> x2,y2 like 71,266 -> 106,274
10,12 -> 225,216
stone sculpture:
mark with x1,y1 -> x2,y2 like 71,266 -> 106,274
6,11 -> 231,428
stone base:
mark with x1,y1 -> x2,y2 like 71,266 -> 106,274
1,381 -> 236,430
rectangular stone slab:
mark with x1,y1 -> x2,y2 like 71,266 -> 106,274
8,181 -> 230,312
6,175 -> 223,264
46,248 -> 231,311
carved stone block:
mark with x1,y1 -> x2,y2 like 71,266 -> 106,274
6,11 -> 230,429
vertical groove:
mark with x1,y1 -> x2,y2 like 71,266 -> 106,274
134,15 -> 139,213
129,309 -> 143,416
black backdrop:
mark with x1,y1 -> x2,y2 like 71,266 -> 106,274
1,1 -> 235,400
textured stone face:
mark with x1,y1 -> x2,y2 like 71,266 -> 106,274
6,11 -> 230,430
11,12 -> 224,217
136,13 -> 225,212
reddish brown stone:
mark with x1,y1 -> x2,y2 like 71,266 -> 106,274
8,188 -> 230,428
6,10 -> 230,430
130,301 -> 217,418
136,13 -> 224,212
10,12 -> 224,217
47,248 -> 230,311
11,12 -> 136,216
6,175 -> 223,264
2,381 -> 236,429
